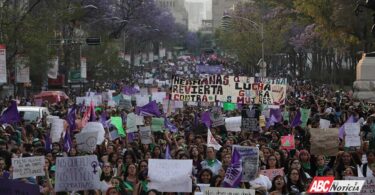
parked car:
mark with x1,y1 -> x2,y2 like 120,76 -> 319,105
1,106 -> 51,126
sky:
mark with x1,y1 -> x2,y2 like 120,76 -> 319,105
185,0 -> 212,31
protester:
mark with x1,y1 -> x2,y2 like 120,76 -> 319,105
0,72 -> 374,195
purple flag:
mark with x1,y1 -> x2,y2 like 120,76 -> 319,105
0,100 -> 21,124
270,108 -> 282,122
63,131 -> 72,152
67,106 -> 77,132
165,144 -> 172,159
100,111 -> 109,128
200,111 -> 211,128
338,115 -> 355,139
266,114 -> 279,129
164,117 -> 178,133
291,109 -> 302,128
45,133 -> 52,153
122,86 -> 139,95
127,132 -> 136,142
222,147 -> 242,187
135,100 -> 161,117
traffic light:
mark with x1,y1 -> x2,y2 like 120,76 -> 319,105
86,37 -> 101,45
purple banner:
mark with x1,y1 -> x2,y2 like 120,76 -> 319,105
196,65 -> 223,74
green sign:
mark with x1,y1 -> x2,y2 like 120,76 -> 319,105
69,69 -> 82,82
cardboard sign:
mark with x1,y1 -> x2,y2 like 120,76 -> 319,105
280,135 -> 295,150
55,155 -> 101,192
12,156 -> 45,179
148,159 -> 193,192
310,128 -> 339,156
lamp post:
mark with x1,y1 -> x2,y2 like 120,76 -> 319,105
222,14 -> 266,77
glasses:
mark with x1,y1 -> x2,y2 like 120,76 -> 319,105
269,158 -> 276,161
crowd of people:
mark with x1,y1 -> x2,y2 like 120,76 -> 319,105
0,75 -> 374,195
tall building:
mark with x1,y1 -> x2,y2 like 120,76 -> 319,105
212,0 -> 251,30
185,0 -> 212,31
156,0 -> 188,28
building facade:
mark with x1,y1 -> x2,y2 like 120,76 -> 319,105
212,0 -> 252,30
156,0 -> 189,28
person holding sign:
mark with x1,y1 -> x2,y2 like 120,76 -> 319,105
248,165 -> 272,195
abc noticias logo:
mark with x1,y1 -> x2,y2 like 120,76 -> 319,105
307,176 -> 365,193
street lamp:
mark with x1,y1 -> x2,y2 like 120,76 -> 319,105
222,14 -> 266,77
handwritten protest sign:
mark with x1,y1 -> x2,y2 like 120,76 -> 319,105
140,126 -> 152,144
310,128 -> 339,156
233,145 -> 259,182
151,117 -> 164,132
75,131 -> 98,153
12,156 -> 45,179
260,169 -> 284,181
50,118 -> 64,142
148,159 -> 192,192
345,177 -> 374,195
170,75 -> 286,105
55,155 -> 101,192
225,117 -> 241,132
345,123 -> 360,136
0,178 -> 40,195
280,135 -> 295,150
345,135 -> 361,147
204,187 -> 255,195
126,113 -> 138,133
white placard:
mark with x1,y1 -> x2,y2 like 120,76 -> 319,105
135,115 -> 144,126
51,118 -> 64,143
140,126 -> 152,144
75,131 -> 98,153
110,130 -> 120,141
148,159 -> 192,192
345,123 -> 360,136
204,187 -> 255,195
345,135 -> 361,147
126,113 -> 138,133
345,177 -> 374,195
55,155 -> 101,192
225,116 -> 242,132
135,95 -> 149,107
0,44 -> 6,83
81,122 -> 105,145
319,119 -> 331,129
151,92 -> 166,103
12,156 -> 45,179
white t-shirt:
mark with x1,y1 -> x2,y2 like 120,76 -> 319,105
358,164 -> 375,178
